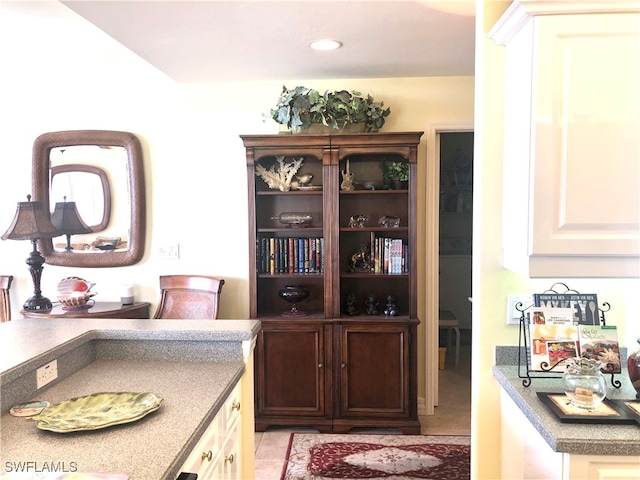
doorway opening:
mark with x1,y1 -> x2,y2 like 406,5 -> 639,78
438,132 -> 473,352
430,132 -> 473,433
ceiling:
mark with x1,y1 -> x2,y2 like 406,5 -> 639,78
50,0 -> 476,83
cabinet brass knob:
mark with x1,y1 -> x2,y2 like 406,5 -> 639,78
232,401 -> 241,411
225,454 -> 234,464
318,363 -> 323,368
202,450 -> 212,462
341,363 -> 347,368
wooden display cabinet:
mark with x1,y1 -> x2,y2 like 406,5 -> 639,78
241,132 -> 422,434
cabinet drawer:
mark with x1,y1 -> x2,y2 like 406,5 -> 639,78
221,382 -> 242,433
178,380 -> 242,479
179,412 -> 221,477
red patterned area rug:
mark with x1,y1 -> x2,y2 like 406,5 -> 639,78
280,433 -> 470,480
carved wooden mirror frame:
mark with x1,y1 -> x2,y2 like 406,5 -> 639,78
32,130 -> 146,267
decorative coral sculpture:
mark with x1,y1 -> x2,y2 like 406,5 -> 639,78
255,156 -> 304,192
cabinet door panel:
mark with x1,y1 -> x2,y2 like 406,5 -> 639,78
256,324 -> 328,416
339,325 -> 409,417
495,13 -> 640,277
531,16 -> 640,258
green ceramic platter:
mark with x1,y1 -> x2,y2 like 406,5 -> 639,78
30,392 -> 163,433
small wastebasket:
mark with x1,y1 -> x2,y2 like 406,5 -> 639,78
439,347 -> 447,370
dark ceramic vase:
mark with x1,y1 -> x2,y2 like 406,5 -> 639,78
628,338 -> 640,399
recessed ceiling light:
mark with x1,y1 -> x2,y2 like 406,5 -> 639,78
308,39 -> 343,51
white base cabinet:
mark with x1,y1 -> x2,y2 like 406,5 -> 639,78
490,1 -> 640,278
500,390 -> 640,480
179,381 -> 242,479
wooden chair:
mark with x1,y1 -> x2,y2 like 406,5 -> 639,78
1,275 -> 14,322
152,275 -> 224,319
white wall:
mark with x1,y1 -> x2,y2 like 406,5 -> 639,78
0,1 -> 474,413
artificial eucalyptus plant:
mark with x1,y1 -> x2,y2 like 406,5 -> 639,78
271,85 -> 391,132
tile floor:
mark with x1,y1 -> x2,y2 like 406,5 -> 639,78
253,344 -> 472,479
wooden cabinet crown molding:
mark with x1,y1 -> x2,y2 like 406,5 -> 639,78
489,0 -> 640,45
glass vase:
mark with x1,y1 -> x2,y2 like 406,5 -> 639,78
562,357 -> 607,410
627,338 -> 640,399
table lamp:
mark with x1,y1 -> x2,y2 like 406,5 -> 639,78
1,195 -> 61,311
50,196 -> 92,251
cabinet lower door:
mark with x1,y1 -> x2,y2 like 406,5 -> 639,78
255,323 -> 330,427
338,324 -> 411,418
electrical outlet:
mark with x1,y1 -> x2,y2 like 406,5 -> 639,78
507,295 -> 532,325
36,359 -> 58,389
158,243 -> 180,259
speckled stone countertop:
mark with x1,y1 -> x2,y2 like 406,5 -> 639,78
494,346 -> 640,456
0,318 -> 261,479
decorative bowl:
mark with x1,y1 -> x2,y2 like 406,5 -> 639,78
271,212 -> 313,227
58,292 -> 96,310
278,285 -> 309,317
57,276 -> 95,295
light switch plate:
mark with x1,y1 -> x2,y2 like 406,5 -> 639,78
158,243 -> 180,259
507,295 -> 532,325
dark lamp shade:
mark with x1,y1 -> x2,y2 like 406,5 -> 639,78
1,199 -> 60,241
51,200 -> 92,235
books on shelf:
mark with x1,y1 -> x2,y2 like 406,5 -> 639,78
577,325 -> 621,374
532,293 -> 600,325
370,232 -> 407,274
257,236 -> 324,274
528,307 -> 579,370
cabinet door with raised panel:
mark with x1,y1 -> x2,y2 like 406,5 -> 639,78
493,9 -> 640,277
254,322 -> 332,431
336,323 -> 412,419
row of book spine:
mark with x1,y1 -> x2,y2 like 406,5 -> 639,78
370,234 -> 408,274
257,237 -> 324,274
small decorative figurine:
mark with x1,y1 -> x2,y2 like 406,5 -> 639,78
383,295 -> 397,316
365,295 -> 380,316
341,159 -> 355,191
341,170 -> 355,191
349,214 -> 367,228
378,215 -> 400,228
349,242 -> 371,272
345,292 -> 359,316
295,173 -> 313,186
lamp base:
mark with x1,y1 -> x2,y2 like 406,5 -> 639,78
23,295 -> 53,311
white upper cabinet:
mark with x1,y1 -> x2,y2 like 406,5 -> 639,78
490,1 -> 640,278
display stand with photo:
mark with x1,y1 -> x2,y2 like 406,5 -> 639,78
515,283 -> 619,388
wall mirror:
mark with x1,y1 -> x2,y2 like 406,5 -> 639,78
33,130 -> 146,267
51,163 -> 112,232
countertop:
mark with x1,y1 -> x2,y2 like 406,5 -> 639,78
494,347 -> 640,456
0,318 -> 261,382
0,318 -> 261,479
